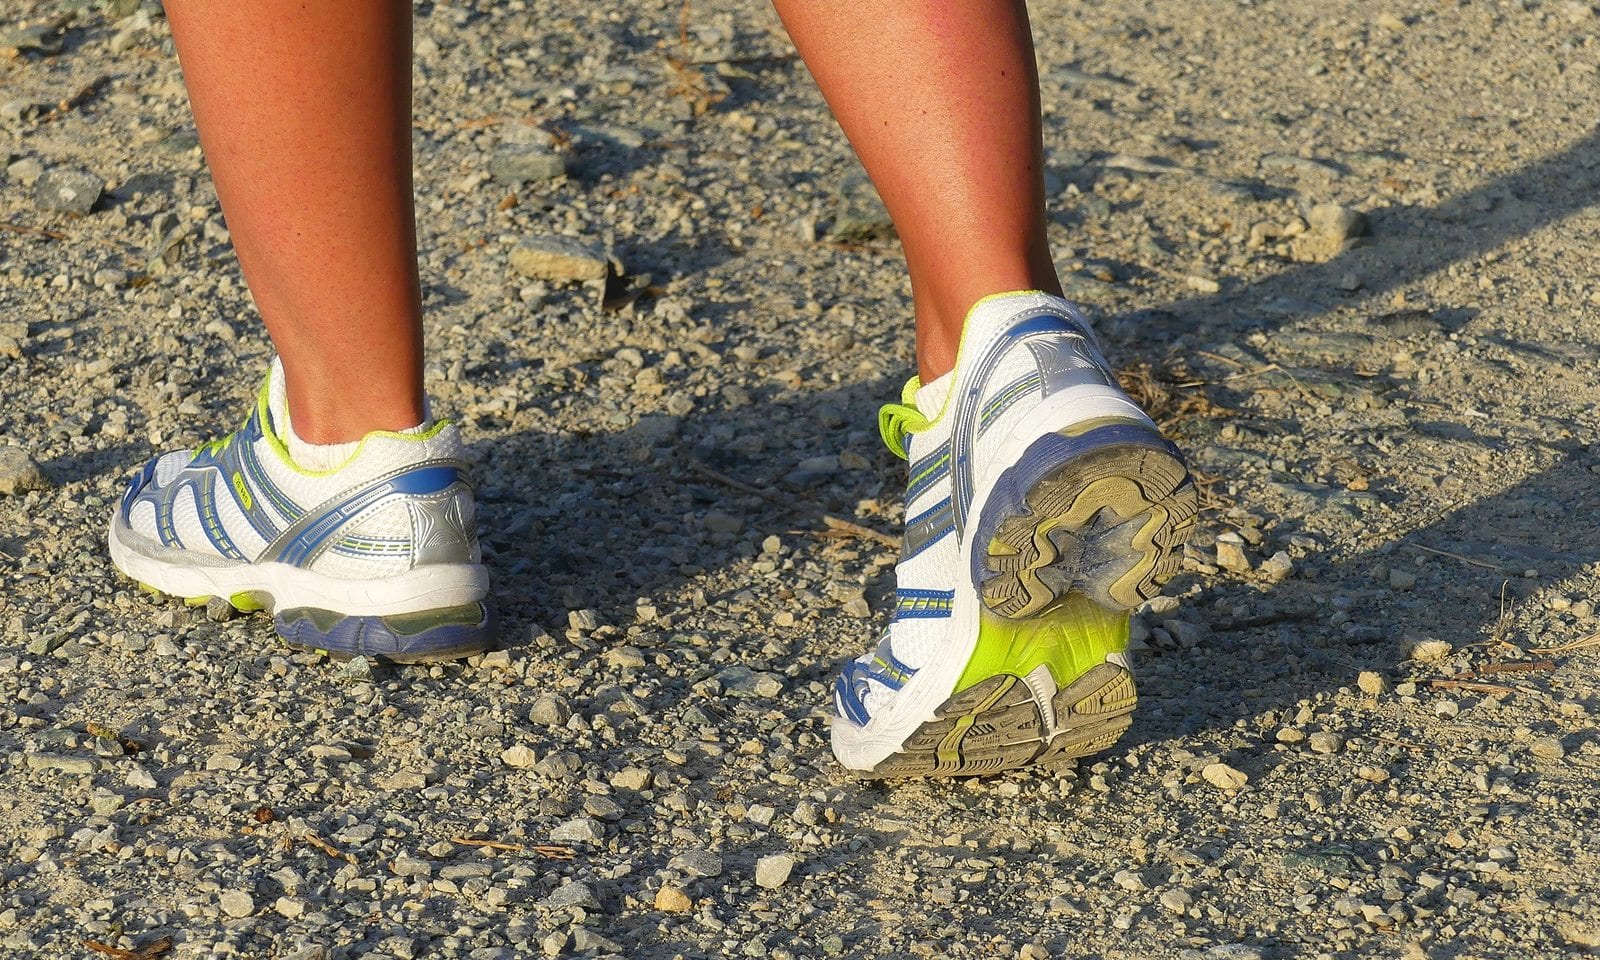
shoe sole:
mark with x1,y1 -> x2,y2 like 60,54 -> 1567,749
131,581 -> 498,664
860,422 -> 1193,779
860,660 -> 1136,779
978,425 -> 1196,616
112,522 -> 497,664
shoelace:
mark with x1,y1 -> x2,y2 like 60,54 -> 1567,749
877,376 -> 929,460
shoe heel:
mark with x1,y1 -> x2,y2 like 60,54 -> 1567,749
274,601 -> 498,664
975,420 -> 1197,615
861,595 -> 1137,779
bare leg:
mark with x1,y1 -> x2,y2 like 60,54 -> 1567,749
772,0 -> 1061,382
165,0 -> 423,442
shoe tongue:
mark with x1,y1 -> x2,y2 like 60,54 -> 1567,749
913,372 -> 954,418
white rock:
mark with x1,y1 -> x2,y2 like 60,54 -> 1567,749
755,853 -> 795,889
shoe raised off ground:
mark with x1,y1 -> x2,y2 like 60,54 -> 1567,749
831,291 -> 1196,777
108,360 -> 495,662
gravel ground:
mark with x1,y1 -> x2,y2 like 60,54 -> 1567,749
5,1 -> 1600,958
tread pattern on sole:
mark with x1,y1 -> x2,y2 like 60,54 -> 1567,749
982,442 -> 1197,616
861,662 -> 1137,779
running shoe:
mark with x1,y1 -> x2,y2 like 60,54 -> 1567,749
109,360 -> 495,662
831,291 -> 1196,777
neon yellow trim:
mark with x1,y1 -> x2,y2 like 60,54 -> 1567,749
956,593 -> 1128,694
878,289 -> 1050,459
253,378 -> 453,478
231,472 -> 254,511
227,591 -> 268,612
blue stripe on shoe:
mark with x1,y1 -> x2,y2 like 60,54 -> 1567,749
269,465 -> 460,568
893,587 -> 955,621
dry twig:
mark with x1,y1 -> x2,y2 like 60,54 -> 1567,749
302,831 -> 357,865
82,937 -> 172,960
1529,631 -> 1600,655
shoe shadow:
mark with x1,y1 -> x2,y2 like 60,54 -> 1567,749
455,127 -> 1600,958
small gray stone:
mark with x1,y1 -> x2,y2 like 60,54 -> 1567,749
755,853 -> 795,889
1389,568 -> 1417,590
1260,551 -> 1294,581
1307,732 -> 1344,755
219,890 -> 255,918
668,848 -> 723,878
549,817 -> 605,844
540,881 -> 599,910
6,156 -> 43,186
25,754 -> 96,776
1307,203 -> 1369,241
34,168 -> 105,215
489,144 -> 567,185
528,694 -> 572,727
392,853 -> 432,878
509,236 -> 609,282
0,446 -> 49,495
571,929 -> 622,954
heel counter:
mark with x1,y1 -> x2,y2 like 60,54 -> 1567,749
405,482 -> 480,566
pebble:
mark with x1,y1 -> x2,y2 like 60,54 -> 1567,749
1435,700 -> 1461,719
25,753 -> 96,775
668,848 -> 723,878
549,817 -> 605,843
0,446 -> 49,495
509,236 -> 609,282
609,766 -> 653,790
500,744 -> 538,769
1357,671 -> 1388,696
1259,551 -> 1294,581
540,881 -> 599,910
1389,568 -> 1417,591
1307,732 -> 1344,755
654,884 -> 693,912
1410,639 -> 1453,663
488,144 -> 567,185
755,853 -> 796,889
391,854 -> 432,878
528,694 -> 572,727
34,167 -> 105,215
219,890 -> 255,919
1160,889 -> 1194,913
274,897 -> 306,919
6,156 -> 43,186
1531,736 -> 1566,760
1214,532 -> 1251,573
1202,762 -> 1249,790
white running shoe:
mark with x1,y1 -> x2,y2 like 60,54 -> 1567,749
831,291 -> 1196,777
108,360 -> 495,662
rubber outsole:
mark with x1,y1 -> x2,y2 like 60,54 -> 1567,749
134,582 -> 497,664
860,661 -> 1136,779
978,430 -> 1196,617
857,424 -> 1194,779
